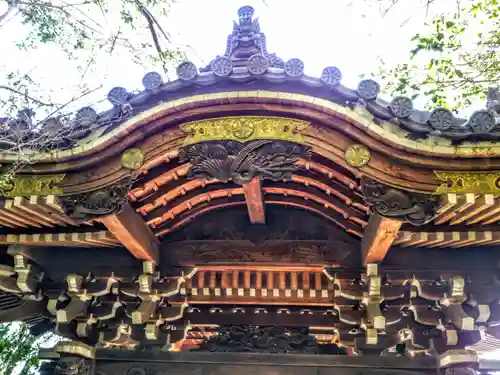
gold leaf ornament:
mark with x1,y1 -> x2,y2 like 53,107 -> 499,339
121,148 -> 144,170
180,116 -> 309,145
344,144 -> 371,167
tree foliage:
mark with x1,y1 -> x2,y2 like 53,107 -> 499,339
0,0 -> 184,118
0,0 -> 183,368
0,323 -> 53,375
0,0 -> 184,174
377,0 -> 500,110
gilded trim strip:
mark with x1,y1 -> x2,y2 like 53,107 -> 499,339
180,116 -> 309,145
0,175 -> 64,197
434,171 -> 500,195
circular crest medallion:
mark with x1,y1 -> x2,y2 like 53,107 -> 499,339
75,107 -> 98,126
231,119 -> 255,140
284,58 -> 305,77
107,87 -> 128,106
389,96 -> 413,119
345,144 -> 371,167
176,61 -> 198,81
121,148 -> 144,170
247,54 -> 268,75
320,66 -> 342,86
469,110 -> 496,133
428,108 -> 454,130
142,72 -> 163,90
211,56 -> 233,77
357,79 -> 380,101
126,366 -> 147,375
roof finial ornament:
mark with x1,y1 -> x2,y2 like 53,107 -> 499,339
237,5 -> 255,22
201,5 -> 284,75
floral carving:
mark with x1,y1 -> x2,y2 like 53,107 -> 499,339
429,108 -> 454,130
192,325 -> 319,353
179,140 -> 311,185
211,56 -> 233,77
247,54 -> 268,75
389,97 -> 413,119
284,58 -> 304,77
60,178 -> 133,222
320,66 -> 342,86
468,110 -> 496,133
357,79 -> 380,101
361,178 -> 437,226
176,62 -> 198,81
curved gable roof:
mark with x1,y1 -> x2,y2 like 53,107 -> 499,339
1,5 -> 500,169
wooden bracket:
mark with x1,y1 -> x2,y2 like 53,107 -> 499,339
243,179 -> 266,224
100,203 -> 159,263
361,214 -> 402,265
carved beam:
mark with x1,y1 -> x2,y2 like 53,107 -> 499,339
243,178 -> 265,224
100,203 -> 160,263
361,214 -> 402,264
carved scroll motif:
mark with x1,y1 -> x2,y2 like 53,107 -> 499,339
361,178 -> 437,226
179,140 -> 311,185
192,325 -> 319,353
60,178 -> 133,222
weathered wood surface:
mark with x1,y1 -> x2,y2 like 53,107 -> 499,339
243,179 -> 266,224
361,214 -> 401,264
100,203 -> 160,262
40,349 -> 500,375
40,350 -> 440,375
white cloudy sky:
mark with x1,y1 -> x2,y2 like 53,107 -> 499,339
0,0 -> 471,117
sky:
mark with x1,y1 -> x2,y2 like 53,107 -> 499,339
0,0 -> 463,118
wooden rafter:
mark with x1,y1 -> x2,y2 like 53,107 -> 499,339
100,203 -> 160,263
361,214 -> 402,264
243,179 -> 265,224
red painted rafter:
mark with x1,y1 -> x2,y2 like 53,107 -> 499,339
243,179 -> 266,224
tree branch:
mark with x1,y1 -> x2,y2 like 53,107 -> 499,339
40,84 -> 103,122
0,1 -> 17,24
0,85 -> 55,107
133,0 -> 169,75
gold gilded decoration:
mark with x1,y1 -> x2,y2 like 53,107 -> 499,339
344,144 -> 371,167
121,148 -> 144,170
180,116 -> 309,145
0,174 -> 64,197
54,341 -> 96,359
434,171 -> 500,195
